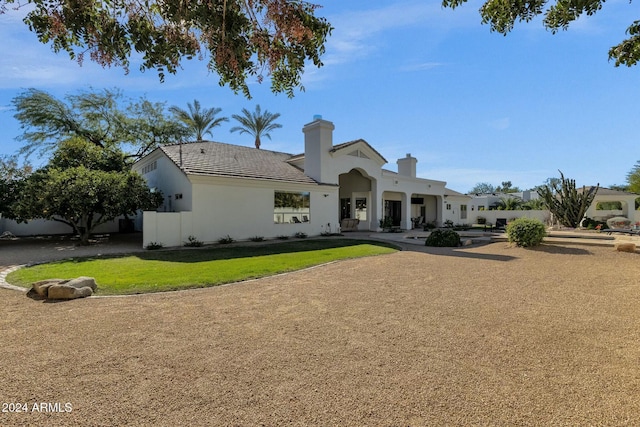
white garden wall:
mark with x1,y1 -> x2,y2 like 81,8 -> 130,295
469,210 -> 549,226
0,217 -> 123,236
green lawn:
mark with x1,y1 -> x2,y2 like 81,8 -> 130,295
7,239 -> 398,295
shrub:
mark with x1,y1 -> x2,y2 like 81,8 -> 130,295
184,235 -> 204,247
249,236 -> 264,242
145,242 -> 163,250
379,216 -> 393,230
425,229 -> 460,247
218,235 -> 235,244
294,232 -> 308,238
506,218 -> 546,247
443,219 -> 454,228
423,221 -> 436,231
277,235 -> 289,240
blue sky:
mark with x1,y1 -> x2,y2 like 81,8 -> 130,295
1,0 -> 638,193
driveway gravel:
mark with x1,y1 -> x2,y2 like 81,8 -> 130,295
1,236 -> 640,425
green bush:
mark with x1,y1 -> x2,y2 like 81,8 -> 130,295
425,229 -> 461,247
506,218 -> 546,247
218,235 -> 235,244
184,235 -> 204,247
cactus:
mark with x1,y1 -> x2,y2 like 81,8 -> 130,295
537,171 -> 598,228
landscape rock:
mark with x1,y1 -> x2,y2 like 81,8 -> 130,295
65,276 -> 98,292
615,243 -> 636,253
28,277 -> 97,300
463,239 -> 473,246
31,279 -> 66,297
47,284 -> 94,300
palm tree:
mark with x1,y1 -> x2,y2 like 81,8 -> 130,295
169,99 -> 228,141
230,105 -> 282,149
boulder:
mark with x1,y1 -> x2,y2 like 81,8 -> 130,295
615,243 -> 636,253
31,279 -> 66,297
47,284 -> 94,300
65,276 -> 98,292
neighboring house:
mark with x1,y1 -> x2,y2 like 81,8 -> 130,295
134,116 -> 470,247
583,187 -> 640,224
469,191 -> 539,211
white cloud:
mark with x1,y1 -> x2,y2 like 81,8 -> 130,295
400,62 -> 446,72
323,1 -> 477,67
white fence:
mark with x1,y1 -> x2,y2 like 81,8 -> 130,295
0,216 -> 123,236
470,210 -> 550,226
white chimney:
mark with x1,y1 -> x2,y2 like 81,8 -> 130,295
397,153 -> 417,178
302,116 -> 336,184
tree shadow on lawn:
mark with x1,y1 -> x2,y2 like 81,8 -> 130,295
56,238 -> 400,265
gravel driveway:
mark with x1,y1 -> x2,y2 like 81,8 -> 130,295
2,237 -> 640,425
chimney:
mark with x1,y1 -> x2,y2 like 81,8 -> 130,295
302,116 -> 336,184
397,153 -> 417,178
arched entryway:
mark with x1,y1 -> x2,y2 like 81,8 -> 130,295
338,169 -> 377,230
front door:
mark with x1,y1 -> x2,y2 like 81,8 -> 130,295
384,200 -> 402,226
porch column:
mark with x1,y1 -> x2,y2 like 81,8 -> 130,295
370,181 -> 382,231
401,192 -> 412,230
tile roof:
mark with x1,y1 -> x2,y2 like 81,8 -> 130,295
160,141 -> 318,185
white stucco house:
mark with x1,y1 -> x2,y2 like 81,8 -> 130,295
133,116 -> 470,247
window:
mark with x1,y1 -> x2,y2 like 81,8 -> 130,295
355,198 -> 367,221
460,204 -> 467,219
142,160 -> 157,174
446,203 -> 452,210
274,191 -> 310,224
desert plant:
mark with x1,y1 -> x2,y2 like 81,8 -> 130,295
425,229 -> 461,247
249,236 -> 265,242
145,241 -> 164,250
443,219 -> 454,228
184,235 -> 204,247
379,216 -> 393,230
506,218 -> 546,247
277,235 -> 290,240
218,235 -> 235,244
537,171 -> 599,228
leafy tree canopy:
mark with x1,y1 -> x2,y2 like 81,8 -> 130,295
12,88 -> 187,162
442,0 -> 640,68
469,182 -> 496,194
0,0 -> 332,97
626,161 -> 640,194
0,156 -> 32,217
10,138 -> 163,244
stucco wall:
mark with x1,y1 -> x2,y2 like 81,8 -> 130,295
0,217 -> 122,236
142,177 -> 339,247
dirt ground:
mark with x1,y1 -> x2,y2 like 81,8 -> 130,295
1,239 -> 640,426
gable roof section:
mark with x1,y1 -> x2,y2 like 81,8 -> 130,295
160,141 -> 318,185
331,139 -> 388,163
